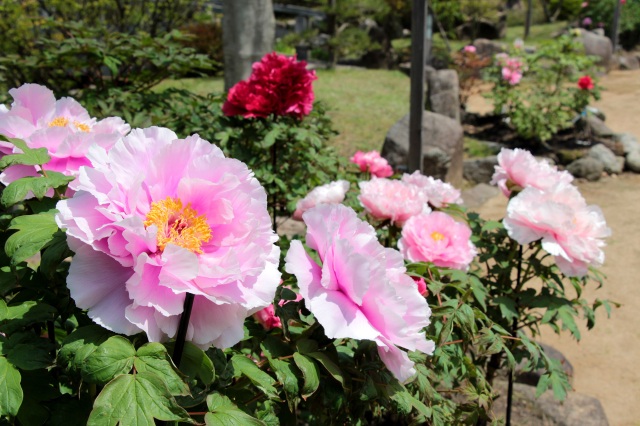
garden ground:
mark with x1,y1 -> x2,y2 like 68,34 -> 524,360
474,69 -> 640,426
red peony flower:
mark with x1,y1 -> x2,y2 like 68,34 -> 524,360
222,52 -> 317,119
578,75 -> 594,90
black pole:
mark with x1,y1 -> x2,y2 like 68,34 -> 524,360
524,0 -> 533,39
409,0 -> 427,173
611,0 -> 622,53
172,293 -> 195,367
506,245 -> 523,426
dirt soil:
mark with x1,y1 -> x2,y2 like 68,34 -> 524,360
470,70 -> 640,426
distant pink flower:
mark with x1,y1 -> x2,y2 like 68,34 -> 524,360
350,150 -> 394,178
500,57 -> 524,85
503,183 -> 610,277
402,171 -> 463,208
399,212 -> 477,270
56,127 -> 281,349
285,204 -> 435,382
491,148 -> 573,197
254,305 -> 282,330
513,38 -> 525,50
413,276 -> 428,296
293,180 -> 349,221
223,52 -> 317,119
581,1 -> 588,7
463,45 -> 477,53
582,17 -> 593,26
358,178 -> 427,225
0,84 -> 129,190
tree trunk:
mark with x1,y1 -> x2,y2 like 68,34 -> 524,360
222,0 -> 275,91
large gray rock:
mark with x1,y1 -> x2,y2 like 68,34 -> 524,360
617,54 -> 640,70
567,157 -> 604,181
588,144 -> 622,174
492,380 -> 610,426
426,69 -> 461,122
585,115 -> 614,138
626,150 -> 640,173
463,156 -> 498,184
515,344 -> 574,387
615,132 -> 640,155
382,112 -> 464,187
461,183 -> 500,209
578,31 -> 613,71
473,38 -> 506,58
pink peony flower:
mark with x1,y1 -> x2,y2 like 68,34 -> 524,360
491,148 -> 573,197
413,276 -> 428,296
284,204 -> 435,382
398,212 -> 477,270
503,183 -> 610,277
500,57 -> 524,85
0,84 -> 129,187
402,171 -> 463,208
582,17 -> 593,26
254,305 -> 282,330
358,178 -> 428,225
293,180 -> 349,221
350,150 -> 394,178
513,38 -> 525,50
463,45 -> 477,53
578,75 -> 594,90
581,1 -> 588,7
222,52 -> 317,119
55,127 -> 281,349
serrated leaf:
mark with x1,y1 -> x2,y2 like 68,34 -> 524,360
205,392 -> 265,426
134,343 -> 189,396
0,144 -> 50,168
165,341 -> 215,385
5,211 -> 59,264
58,325 -> 113,370
292,353 -> 320,399
231,355 -> 279,400
2,173 -> 74,206
0,357 -> 23,416
87,372 -> 191,426
81,336 -> 135,385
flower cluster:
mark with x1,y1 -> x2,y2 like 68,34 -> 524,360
293,180 -> 349,220
350,150 -> 394,177
56,127 -> 281,348
222,52 -> 317,119
500,56 -> 524,85
492,148 -> 610,277
285,204 -> 435,382
0,84 -> 129,189
402,171 -> 463,209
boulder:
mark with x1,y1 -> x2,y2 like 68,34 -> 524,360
492,380 -> 610,426
515,344 -> 574,387
566,157 -> 604,181
578,30 -> 613,71
585,115 -> 614,138
461,183 -> 500,209
588,144 -> 623,174
382,112 -> 464,187
473,38 -> 506,58
426,69 -> 461,122
626,150 -> 640,173
463,156 -> 498,184
615,132 -> 640,155
616,54 -> 640,70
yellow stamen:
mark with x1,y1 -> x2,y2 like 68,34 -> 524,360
144,197 -> 212,254
430,231 -> 445,242
74,121 -> 91,132
48,116 -> 69,127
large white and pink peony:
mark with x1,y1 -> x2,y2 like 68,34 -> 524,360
503,182 -> 610,277
402,171 -> 463,208
285,204 -> 435,382
398,212 -> 477,270
0,84 -> 130,187
293,180 -> 349,220
358,178 -> 428,225
491,148 -> 573,197
56,127 -> 281,349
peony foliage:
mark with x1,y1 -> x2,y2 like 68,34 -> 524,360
0,59 -> 616,426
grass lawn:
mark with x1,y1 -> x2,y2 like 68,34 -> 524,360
159,68 -> 411,156
504,21 -> 568,46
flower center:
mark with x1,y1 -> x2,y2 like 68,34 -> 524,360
48,116 -> 69,127
74,121 -> 91,132
430,231 -> 445,242
144,197 -> 212,254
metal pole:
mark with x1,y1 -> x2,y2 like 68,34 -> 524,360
409,0 -> 427,173
611,0 -> 622,53
524,0 -> 533,39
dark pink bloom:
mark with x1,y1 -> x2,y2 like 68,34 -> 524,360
350,150 -> 393,178
254,305 -> 282,330
582,17 -> 593,26
578,75 -> 594,90
463,45 -> 477,53
413,276 -> 428,296
222,52 -> 317,119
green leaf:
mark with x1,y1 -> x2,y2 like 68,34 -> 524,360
5,211 -> 59,264
3,172 -> 75,206
164,341 -> 214,385
306,351 -> 347,389
81,336 -> 135,385
260,127 -> 282,149
39,231 -> 72,277
87,372 -> 191,426
0,300 -> 56,334
204,392 -> 265,426
292,353 -> 320,400
58,325 -> 113,370
134,343 -> 189,396
230,355 -> 279,400
0,357 -> 23,417
0,138 -> 50,168
1,332 -> 54,370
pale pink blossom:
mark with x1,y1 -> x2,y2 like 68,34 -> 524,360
350,150 -> 394,178
293,180 -> 349,220
503,183 -> 610,277
581,2 -> 589,7
463,45 -> 477,53
358,178 -> 428,225
0,84 -> 129,189
398,212 -> 477,270
402,171 -> 463,208
491,148 -> 573,197
285,204 -> 435,382
56,127 -> 280,349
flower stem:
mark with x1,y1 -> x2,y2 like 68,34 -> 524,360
172,293 -> 195,368
506,244 -> 523,426
271,142 -> 277,233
